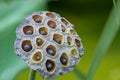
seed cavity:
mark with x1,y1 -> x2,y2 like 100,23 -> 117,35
75,39 -> 81,48
46,45 -> 57,56
61,25 -> 66,32
23,26 -> 34,35
71,49 -> 79,58
36,38 -> 45,47
47,20 -> 57,29
22,40 -> 32,52
60,53 -> 69,67
67,36 -> 72,45
61,18 -> 69,26
39,27 -> 48,36
46,12 -> 56,19
32,15 -> 43,23
70,29 -> 77,35
53,34 -> 64,45
46,59 -> 56,73
32,51 -> 43,63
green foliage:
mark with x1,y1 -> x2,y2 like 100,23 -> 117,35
29,70 -> 36,80
0,0 -> 47,80
86,0 -> 120,80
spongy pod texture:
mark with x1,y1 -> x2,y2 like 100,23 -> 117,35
14,11 -> 84,78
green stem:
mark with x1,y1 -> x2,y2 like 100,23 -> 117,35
86,0 -> 120,80
73,68 -> 86,80
29,69 -> 36,80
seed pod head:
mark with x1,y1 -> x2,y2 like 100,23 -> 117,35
14,11 -> 84,79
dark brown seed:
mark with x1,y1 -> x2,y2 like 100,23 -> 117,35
23,44 -> 32,52
46,48 -> 55,56
46,13 -> 56,18
40,31 -> 47,35
61,19 -> 68,26
60,56 -> 67,65
46,60 -> 54,72
53,38 -> 61,44
75,39 -> 81,48
48,24 -> 55,28
36,38 -> 43,46
35,18 -> 41,23
25,30 -> 33,35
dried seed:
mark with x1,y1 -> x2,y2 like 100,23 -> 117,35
60,56 -> 67,65
23,44 -> 32,52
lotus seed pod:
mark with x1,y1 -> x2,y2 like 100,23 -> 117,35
14,11 -> 84,79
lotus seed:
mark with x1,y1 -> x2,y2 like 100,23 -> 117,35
36,38 -> 43,46
35,18 -> 41,23
53,38 -> 61,44
25,30 -> 33,35
48,24 -> 55,29
60,56 -> 67,65
40,30 -> 47,35
47,48 -> 55,56
46,61 -> 54,71
36,55 -> 40,61
23,44 -> 32,52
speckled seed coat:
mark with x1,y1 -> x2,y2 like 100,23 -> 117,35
14,11 -> 84,79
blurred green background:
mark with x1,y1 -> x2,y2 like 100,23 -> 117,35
0,0 -> 120,80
